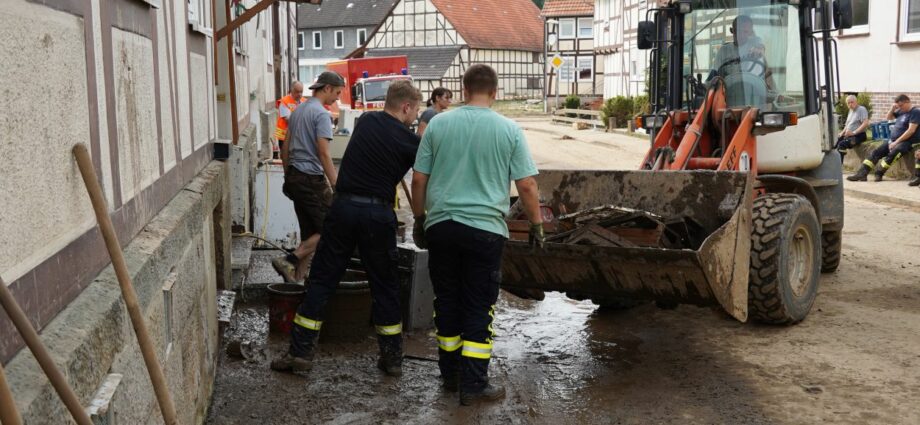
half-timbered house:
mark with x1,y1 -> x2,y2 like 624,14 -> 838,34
364,0 -> 545,100
594,0 -> 650,98
542,0 -> 603,99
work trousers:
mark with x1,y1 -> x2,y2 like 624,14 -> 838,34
427,220 -> 505,393
865,140 -> 920,172
835,132 -> 867,159
290,196 -> 402,357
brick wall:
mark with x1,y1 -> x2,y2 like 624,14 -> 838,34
862,92 -> 920,121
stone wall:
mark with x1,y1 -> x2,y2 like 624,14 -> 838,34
4,161 -> 230,424
864,92 -> 920,121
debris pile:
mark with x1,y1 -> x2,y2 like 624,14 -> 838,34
509,205 -> 705,249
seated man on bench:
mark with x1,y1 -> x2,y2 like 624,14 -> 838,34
835,95 -> 869,160
848,94 -> 920,183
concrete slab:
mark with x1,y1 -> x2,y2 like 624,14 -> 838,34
247,250 -> 286,285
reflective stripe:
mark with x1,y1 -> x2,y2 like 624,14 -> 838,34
376,323 -> 403,336
487,305 -> 495,338
293,314 -> 322,331
880,159 -> 890,169
461,340 -> 492,359
274,127 -> 287,140
863,159 -> 875,169
915,163 -> 920,170
437,335 -> 461,352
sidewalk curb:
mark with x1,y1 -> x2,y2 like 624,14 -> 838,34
844,188 -> 920,211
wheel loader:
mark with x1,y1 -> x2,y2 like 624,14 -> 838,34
502,0 -> 855,324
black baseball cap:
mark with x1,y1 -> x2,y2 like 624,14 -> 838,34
309,71 -> 345,90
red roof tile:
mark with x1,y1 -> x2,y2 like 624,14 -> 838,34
431,0 -> 544,52
541,0 -> 594,17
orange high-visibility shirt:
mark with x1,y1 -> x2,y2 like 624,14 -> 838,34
274,94 -> 304,141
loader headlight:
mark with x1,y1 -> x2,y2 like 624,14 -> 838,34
759,112 -> 798,128
637,114 -> 666,130
678,0 -> 692,14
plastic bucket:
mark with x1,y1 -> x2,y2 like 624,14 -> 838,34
266,283 -> 306,334
318,269 -> 372,342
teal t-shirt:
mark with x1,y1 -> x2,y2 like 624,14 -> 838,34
413,105 -> 538,237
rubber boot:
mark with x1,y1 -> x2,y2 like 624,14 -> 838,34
846,164 -> 870,182
909,173 -> 920,187
874,166 -> 887,182
460,383 -> 506,406
439,349 -> 461,391
376,335 -> 403,377
271,326 -> 318,373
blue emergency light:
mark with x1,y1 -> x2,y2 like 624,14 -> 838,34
401,68 -> 408,75
362,71 -> 369,78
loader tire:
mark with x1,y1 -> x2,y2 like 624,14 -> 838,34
820,230 -> 842,273
749,193 -> 821,325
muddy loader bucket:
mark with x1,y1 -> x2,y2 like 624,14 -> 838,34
503,170 -> 753,322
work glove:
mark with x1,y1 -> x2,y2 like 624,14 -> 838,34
528,222 -> 545,249
413,214 -> 428,249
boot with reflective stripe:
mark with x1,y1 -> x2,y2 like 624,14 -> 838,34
460,383 -> 506,406
874,160 -> 889,182
271,315 -> 319,373
909,168 -> 920,186
847,163 -> 871,182
376,334 -> 403,377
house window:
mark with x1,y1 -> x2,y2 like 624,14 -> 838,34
577,18 -> 593,38
298,32 -> 305,50
312,31 -> 322,49
852,0 -> 869,27
357,28 -> 367,47
334,30 -> 344,49
559,18 -> 576,39
902,0 -> 920,42
577,57 -> 593,81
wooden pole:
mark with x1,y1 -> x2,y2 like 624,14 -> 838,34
226,0 -> 239,145
0,357 -> 23,425
0,279 -> 91,425
215,0 -> 274,40
72,144 -> 178,425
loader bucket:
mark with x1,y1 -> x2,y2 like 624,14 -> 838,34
502,170 -> 753,322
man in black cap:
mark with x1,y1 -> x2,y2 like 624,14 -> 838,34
271,80 -> 422,377
272,71 -> 345,283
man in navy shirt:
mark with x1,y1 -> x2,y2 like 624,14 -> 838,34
272,80 -> 422,377
849,94 -> 920,182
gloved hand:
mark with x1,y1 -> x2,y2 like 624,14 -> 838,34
413,214 -> 428,249
528,222 -> 545,249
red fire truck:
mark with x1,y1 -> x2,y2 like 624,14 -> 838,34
326,56 -> 412,112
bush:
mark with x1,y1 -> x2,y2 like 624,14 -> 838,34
564,94 -> 581,110
600,96 -> 635,128
835,93 -> 873,126
633,95 -> 650,116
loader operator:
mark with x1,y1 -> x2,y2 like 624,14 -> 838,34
411,64 -> 545,406
271,80 -> 422,377
272,72 -> 344,283
848,94 -> 920,182
711,15 -> 776,105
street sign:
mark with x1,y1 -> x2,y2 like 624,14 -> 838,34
550,54 -> 564,70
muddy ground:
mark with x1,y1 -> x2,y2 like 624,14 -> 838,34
206,122 -> 920,424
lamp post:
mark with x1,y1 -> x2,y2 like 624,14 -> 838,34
545,19 -> 559,113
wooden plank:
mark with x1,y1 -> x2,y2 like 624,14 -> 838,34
556,108 -> 601,116
551,116 -> 604,126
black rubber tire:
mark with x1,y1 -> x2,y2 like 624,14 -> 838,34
749,193 -> 821,325
820,230 -> 842,273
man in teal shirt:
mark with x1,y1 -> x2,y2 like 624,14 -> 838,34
410,64 -> 544,406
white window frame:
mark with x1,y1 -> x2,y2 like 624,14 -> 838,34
357,28 -> 368,47
298,32 -> 305,50
840,0 -> 869,36
187,0 -> 213,36
901,0 -> 920,42
577,17 -> 593,38
334,30 -> 345,49
576,56 -> 593,82
559,18 -> 576,39
313,31 -> 322,49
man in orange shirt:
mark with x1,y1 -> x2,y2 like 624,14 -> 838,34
275,81 -> 305,155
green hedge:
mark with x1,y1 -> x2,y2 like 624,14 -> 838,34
600,95 -> 650,128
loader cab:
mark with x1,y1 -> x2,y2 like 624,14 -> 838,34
638,0 -> 853,173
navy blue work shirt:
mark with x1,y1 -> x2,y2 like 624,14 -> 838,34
335,111 -> 421,201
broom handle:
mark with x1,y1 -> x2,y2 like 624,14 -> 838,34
0,279 -> 90,425
72,144 -> 178,425
0,351 -> 23,425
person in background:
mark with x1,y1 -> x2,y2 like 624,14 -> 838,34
272,72 -> 344,283
274,82 -> 305,157
848,94 -> 920,182
835,95 -> 870,161
416,87 -> 452,138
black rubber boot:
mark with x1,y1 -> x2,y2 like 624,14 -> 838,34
460,383 -> 506,406
846,165 -> 870,182
272,325 -> 318,373
909,175 -> 920,187
376,335 -> 403,377
874,167 -> 887,182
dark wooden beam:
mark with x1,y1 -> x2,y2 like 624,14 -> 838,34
216,0 -> 274,40
225,0 -> 239,144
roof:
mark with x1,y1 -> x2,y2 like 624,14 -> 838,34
298,0 -> 397,30
541,0 -> 594,17
431,0 -> 544,52
366,47 -> 461,79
